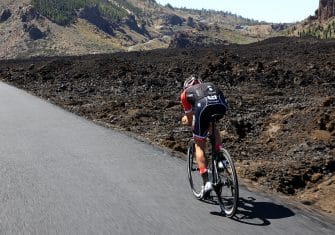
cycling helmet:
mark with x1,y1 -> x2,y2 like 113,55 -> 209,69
183,76 -> 203,90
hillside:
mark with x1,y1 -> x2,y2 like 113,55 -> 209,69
0,0 -> 286,59
288,0 -> 335,39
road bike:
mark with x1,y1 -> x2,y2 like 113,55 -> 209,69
187,114 -> 239,217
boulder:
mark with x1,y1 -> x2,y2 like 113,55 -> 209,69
163,14 -> 184,26
186,17 -> 195,28
28,26 -> 45,40
0,9 -> 11,22
21,6 -> 38,22
318,0 -> 335,21
78,6 -> 114,35
123,15 -> 150,38
169,31 -> 227,48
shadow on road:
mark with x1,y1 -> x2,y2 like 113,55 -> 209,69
210,196 -> 295,226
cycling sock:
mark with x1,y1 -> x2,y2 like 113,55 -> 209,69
199,167 -> 207,175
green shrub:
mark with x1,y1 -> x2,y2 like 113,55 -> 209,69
32,0 -> 138,25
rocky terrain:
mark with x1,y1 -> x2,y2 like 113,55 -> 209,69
0,36 -> 334,218
318,0 -> 335,22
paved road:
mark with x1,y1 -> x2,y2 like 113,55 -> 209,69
0,82 -> 334,234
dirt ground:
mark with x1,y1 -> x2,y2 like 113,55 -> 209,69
0,36 -> 334,218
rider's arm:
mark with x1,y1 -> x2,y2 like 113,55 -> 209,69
180,90 -> 193,126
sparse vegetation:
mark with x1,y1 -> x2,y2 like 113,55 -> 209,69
291,18 -> 335,39
31,0 -> 140,25
165,3 -> 174,10
97,1 -> 128,22
177,7 -> 263,26
32,0 -> 90,25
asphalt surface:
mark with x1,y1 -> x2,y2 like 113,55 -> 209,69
0,81 -> 334,234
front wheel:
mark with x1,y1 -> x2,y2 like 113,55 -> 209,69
216,148 -> 239,217
187,140 -> 203,199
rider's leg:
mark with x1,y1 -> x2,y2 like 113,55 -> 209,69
194,138 -> 208,185
207,102 -> 227,152
192,99 -> 211,185
208,123 -> 223,151
195,137 -> 213,198
214,126 -> 223,151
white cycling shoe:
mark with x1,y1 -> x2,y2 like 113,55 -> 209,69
200,181 -> 213,199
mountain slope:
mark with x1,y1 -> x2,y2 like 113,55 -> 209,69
0,0 -> 286,59
287,0 -> 335,39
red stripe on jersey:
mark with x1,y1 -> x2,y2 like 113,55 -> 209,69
181,90 -> 192,113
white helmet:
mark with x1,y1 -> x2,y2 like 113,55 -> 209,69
183,76 -> 203,90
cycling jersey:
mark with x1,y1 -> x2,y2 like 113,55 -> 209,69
180,82 -> 228,141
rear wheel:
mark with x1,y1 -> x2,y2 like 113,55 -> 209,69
187,140 -> 203,199
216,148 -> 239,217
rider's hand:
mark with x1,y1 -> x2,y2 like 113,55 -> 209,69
181,115 -> 188,125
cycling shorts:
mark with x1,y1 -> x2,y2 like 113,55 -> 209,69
192,95 -> 227,141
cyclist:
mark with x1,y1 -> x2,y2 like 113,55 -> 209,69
181,76 -> 228,198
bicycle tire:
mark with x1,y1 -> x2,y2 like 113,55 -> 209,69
187,140 -> 203,199
216,148 -> 239,217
